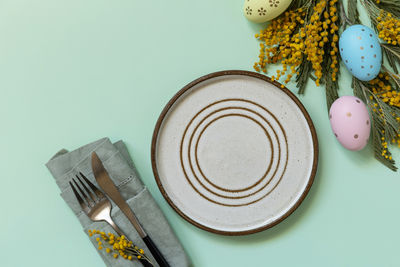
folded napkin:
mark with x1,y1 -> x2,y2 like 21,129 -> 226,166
46,138 -> 190,267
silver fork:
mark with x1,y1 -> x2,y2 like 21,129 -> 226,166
69,172 -> 124,236
70,172 -> 154,267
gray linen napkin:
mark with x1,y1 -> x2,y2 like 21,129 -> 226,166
46,138 -> 190,267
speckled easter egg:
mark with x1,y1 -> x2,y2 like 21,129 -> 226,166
329,96 -> 371,151
243,0 -> 293,23
339,25 -> 382,81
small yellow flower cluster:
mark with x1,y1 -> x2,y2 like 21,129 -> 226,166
369,74 -> 400,151
379,130 -> 399,159
88,230 -> 149,263
254,0 -> 339,86
380,130 -> 392,159
328,0 -> 339,81
377,11 -> 400,45
370,73 -> 400,108
254,8 -> 306,86
304,0 -> 328,86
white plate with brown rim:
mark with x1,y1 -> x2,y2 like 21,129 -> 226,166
151,70 -> 318,235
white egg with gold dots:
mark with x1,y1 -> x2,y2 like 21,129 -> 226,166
243,0 -> 293,23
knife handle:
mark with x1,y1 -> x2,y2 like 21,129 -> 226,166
143,235 -> 170,267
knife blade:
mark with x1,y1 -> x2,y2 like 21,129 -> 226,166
91,152 -> 170,267
91,151 -> 146,237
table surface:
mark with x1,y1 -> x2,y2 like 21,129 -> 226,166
1,1 -> 400,266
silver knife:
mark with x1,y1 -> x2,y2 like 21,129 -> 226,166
91,152 -> 170,267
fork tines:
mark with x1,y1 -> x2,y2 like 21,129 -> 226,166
69,172 -> 105,211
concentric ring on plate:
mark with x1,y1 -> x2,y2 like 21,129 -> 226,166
180,98 -> 289,206
151,70 -> 318,235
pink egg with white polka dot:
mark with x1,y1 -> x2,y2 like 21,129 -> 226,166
329,95 -> 371,151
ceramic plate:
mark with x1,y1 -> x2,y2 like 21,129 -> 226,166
151,71 -> 318,235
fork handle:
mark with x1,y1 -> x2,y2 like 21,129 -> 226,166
104,217 -> 125,237
143,235 -> 170,267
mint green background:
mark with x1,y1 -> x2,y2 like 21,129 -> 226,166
1,0 -> 400,266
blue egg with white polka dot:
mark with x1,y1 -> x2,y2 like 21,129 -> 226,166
339,25 -> 382,81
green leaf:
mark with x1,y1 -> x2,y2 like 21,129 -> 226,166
381,44 -> 400,73
354,79 -> 398,171
348,0 -> 361,24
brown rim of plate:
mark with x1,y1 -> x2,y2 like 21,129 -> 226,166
150,70 -> 319,236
